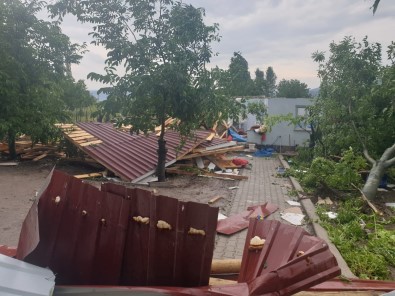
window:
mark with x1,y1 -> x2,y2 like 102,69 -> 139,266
295,106 -> 311,131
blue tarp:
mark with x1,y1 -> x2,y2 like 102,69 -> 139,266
228,129 -> 247,142
254,148 -> 274,157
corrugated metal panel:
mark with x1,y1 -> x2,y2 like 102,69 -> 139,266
17,170 -> 218,287
216,203 -> 278,235
0,245 -> 16,257
70,122 -> 225,182
53,278 -> 395,296
54,284 -> 251,295
238,219 -> 341,295
310,278 -> 395,292
0,253 -> 55,296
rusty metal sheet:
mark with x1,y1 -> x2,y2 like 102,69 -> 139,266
101,184 -> 219,287
68,122 -> 226,182
17,170 -> 218,287
216,203 -> 278,235
54,284 -> 251,296
238,219 -> 341,295
309,278 -> 395,292
0,245 -> 17,257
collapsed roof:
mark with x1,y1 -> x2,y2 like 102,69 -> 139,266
59,122 -> 228,183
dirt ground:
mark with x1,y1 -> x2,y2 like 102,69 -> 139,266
0,158 -> 237,246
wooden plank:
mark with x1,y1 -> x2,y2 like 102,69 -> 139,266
208,196 -> 223,205
203,172 -> 247,180
55,123 -> 74,129
68,132 -> 91,138
32,152 -> 49,161
219,130 -> 227,139
209,277 -> 237,286
0,162 -> 19,166
351,184 -> 383,216
205,141 -> 236,151
206,156 -> 240,171
165,168 -> 198,176
179,145 -> 245,160
195,157 -> 205,169
80,140 -> 103,147
75,138 -> 99,144
176,138 -> 208,160
71,135 -> 96,142
66,131 -> 86,136
211,259 -> 241,273
74,172 -> 103,179
206,132 -> 215,141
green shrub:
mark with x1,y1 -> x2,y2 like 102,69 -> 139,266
317,198 -> 395,280
299,148 -> 366,190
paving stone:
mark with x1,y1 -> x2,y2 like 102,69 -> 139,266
213,155 -> 310,259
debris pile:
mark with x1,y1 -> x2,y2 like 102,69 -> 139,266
56,122 -> 248,183
0,136 -> 64,162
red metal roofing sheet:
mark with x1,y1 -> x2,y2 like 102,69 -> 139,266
216,203 -> 278,235
309,278 -> 395,292
16,170 -> 218,287
74,122 -> 226,182
238,219 -> 341,295
0,245 -> 16,257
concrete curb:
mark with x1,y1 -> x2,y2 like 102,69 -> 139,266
278,154 -> 357,279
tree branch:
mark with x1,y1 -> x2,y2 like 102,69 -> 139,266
348,102 -> 375,165
383,142 -> 395,168
363,148 -> 376,165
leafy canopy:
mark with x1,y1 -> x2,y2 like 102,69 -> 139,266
277,79 -> 310,98
0,0 -> 84,155
311,36 -> 389,157
50,0 -> 221,135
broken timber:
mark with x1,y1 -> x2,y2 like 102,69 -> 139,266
178,145 -> 245,160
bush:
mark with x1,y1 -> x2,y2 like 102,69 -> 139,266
317,198 -> 395,280
299,148 -> 366,190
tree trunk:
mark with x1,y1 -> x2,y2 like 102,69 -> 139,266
156,137 -> 167,181
7,130 -> 17,160
362,143 -> 395,201
362,160 -> 386,201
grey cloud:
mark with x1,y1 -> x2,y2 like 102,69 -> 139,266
52,0 -> 395,89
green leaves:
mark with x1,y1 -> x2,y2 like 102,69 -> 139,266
311,36 -> 390,157
51,0 -> 220,137
0,0 -> 85,157
299,148 -> 366,190
277,79 -> 310,98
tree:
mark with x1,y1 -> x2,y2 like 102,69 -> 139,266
50,0 -> 221,181
312,36 -> 395,200
265,66 -> 277,97
0,0 -> 83,159
277,79 -> 310,98
227,52 -> 254,96
61,78 -> 96,121
254,68 -> 266,96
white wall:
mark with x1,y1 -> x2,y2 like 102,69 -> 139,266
242,97 -> 314,148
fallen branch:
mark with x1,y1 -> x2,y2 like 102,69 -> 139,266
351,183 -> 383,216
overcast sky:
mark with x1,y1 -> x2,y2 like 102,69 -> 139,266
57,0 -> 395,91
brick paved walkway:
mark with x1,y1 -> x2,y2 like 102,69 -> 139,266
213,154 -> 310,259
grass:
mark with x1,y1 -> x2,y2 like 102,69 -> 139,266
317,199 -> 395,280
286,148 -> 395,280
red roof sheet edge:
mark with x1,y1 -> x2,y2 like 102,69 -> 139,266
72,122 -> 223,182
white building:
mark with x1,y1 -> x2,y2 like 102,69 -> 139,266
238,97 -> 314,151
